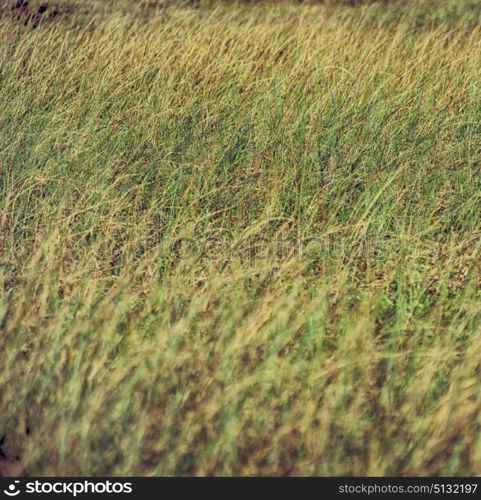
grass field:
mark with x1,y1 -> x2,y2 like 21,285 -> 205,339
2,0 -> 481,476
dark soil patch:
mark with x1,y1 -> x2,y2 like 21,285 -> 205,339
0,434 -> 22,477
0,1 -> 91,29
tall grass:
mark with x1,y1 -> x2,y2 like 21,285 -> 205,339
2,0 -> 481,476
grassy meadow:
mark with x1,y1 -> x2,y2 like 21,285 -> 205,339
2,0 -> 481,476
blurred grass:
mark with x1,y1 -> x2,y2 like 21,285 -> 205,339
2,0 -> 481,476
